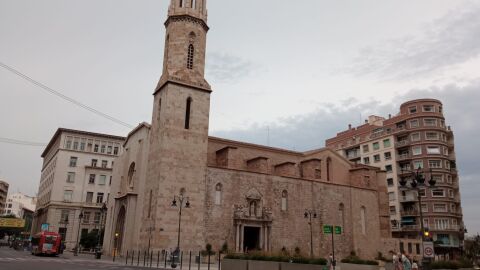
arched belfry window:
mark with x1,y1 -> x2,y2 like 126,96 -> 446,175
339,203 -> 345,229
281,190 -> 288,211
185,97 -> 192,129
127,162 -> 135,187
215,183 -> 222,205
187,44 -> 194,69
360,206 -> 366,235
249,201 -> 257,217
326,157 -> 332,181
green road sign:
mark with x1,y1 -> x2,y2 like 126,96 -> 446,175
323,225 -> 332,234
335,226 -> 342,234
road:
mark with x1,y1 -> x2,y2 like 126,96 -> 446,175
0,247 -> 152,270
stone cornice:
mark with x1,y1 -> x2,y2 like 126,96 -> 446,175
165,15 -> 209,32
154,77 -> 212,96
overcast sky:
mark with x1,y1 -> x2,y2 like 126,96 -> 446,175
0,0 -> 479,235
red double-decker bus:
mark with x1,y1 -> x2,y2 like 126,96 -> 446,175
31,232 -> 62,256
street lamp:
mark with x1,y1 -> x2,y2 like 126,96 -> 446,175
74,211 -> 84,256
60,216 -> 69,254
95,203 -> 108,258
399,166 -> 436,270
170,191 -> 191,268
304,209 -> 317,257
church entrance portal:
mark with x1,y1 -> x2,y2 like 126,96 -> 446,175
243,226 -> 260,252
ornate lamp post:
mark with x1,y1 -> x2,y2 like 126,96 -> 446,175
170,191 -> 190,268
304,209 -> 317,257
74,211 -> 84,256
95,203 -> 107,258
399,166 -> 436,270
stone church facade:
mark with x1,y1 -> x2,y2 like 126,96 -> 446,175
103,0 -> 392,259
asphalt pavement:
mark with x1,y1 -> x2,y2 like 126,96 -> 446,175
0,247 -> 152,270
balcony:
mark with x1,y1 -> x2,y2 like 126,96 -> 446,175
430,225 -> 461,231
395,140 -> 410,147
400,194 -> 418,203
397,153 -> 411,161
401,225 -> 421,231
346,152 -> 361,160
401,209 -> 419,216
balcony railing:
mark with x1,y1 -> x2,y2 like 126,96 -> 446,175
395,140 -> 410,147
401,209 -> 419,216
430,225 -> 461,231
346,152 -> 360,159
401,225 -> 421,231
400,194 -> 418,202
397,153 -> 411,161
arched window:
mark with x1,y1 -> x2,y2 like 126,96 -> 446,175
326,157 -> 332,181
187,44 -> 194,69
179,0 -> 183,7
191,0 -> 196,9
147,190 -> 153,218
249,201 -> 257,217
281,190 -> 288,211
215,183 -> 222,205
127,162 -> 135,187
360,206 -> 366,235
185,97 -> 192,129
339,203 -> 345,229
157,98 -> 162,123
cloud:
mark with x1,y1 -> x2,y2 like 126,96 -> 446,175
206,52 -> 258,83
345,2 -> 480,79
212,79 -> 480,235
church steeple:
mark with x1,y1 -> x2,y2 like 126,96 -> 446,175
156,0 -> 210,92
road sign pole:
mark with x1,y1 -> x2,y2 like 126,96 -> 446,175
331,225 -> 336,270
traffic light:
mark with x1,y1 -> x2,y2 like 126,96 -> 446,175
423,228 -> 432,241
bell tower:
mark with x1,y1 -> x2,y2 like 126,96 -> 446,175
158,0 -> 210,91
142,0 -> 211,251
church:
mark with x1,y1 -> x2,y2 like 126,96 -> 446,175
103,0 -> 392,259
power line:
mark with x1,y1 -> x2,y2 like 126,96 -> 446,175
0,137 -> 47,147
0,61 -> 135,129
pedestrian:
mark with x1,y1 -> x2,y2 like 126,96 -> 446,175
412,259 -> 418,270
329,253 -> 335,270
402,253 -> 412,270
392,251 -> 398,269
397,253 -> 404,270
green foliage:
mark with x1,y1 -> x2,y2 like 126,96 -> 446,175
201,243 -> 216,256
224,252 -> 327,265
220,242 -> 228,253
464,234 -> 480,265
79,231 -> 98,249
340,254 -> 379,265
375,251 -> 387,261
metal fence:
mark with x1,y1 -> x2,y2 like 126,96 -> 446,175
117,249 -> 222,270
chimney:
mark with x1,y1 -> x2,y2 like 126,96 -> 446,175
348,124 -> 352,130
389,114 -> 392,119
365,120 -> 368,124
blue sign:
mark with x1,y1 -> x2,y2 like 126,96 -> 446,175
41,223 -> 49,232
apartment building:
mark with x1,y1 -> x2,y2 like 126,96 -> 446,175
32,128 -> 125,250
326,99 -> 464,257
0,180 -> 9,215
5,192 -> 37,218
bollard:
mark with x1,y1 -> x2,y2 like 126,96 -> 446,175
198,251 -> 201,270
137,250 -> 140,266
180,251 -> 183,269
144,250 -> 147,266
126,250 -> 129,265
157,250 -> 160,268
207,253 -> 211,270
164,251 -> 167,268
218,251 -> 221,270
189,251 -> 192,270
131,250 -> 135,265
150,250 -> 153,267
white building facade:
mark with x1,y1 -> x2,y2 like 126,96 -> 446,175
32,128 -> 125,250
5,192 -> 37,218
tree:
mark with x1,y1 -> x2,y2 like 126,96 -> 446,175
464,234 -> 480,265
80,231 -> 98,250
